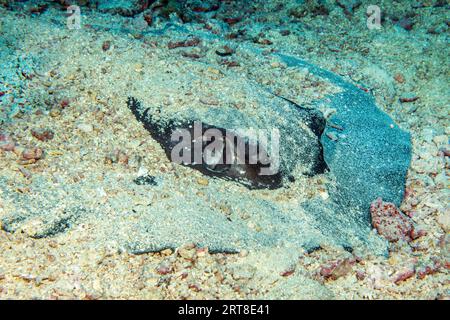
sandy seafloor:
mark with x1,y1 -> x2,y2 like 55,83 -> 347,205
0,0 -> 448,299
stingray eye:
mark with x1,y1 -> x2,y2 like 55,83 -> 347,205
202,134 -> 235,173
203,145 -> 224,172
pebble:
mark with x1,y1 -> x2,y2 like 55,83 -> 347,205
319,190 -> 330,200
31,129 -> 54,142
102,40 -> 111,51
50,109 -> 61,118
161,248 -> 173,256
60,99 -> 70,109
156,261 -> 172,275
134,63 -> 143,73
270,61 -> 281,68
22,147 -> 43,161
77,123 -> 94,133
370,198 -> 417,243
178,244 -> 197,261
196,247 -> 208,257
215,46 -> 235,57
0,133 -> 15,151
400,93 -> 419,103
393,268 -> 415,284
207,67 -> 221,75
319,259 -> 354,280
254,38 -> 273,45
238,249 -> 249,258
197,178 -> 209,186
394,73 -> 405,83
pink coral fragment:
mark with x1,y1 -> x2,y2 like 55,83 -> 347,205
370,198 -> 425,243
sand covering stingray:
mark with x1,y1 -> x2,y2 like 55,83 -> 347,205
0,24 -> 411,256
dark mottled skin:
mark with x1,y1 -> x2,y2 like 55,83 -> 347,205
127,97 -> 282,189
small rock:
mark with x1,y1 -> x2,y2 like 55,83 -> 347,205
0,133 -> 15,151
355,270 -> 366,281
207,67 -> 221,75
370,198 -> 424,243
31,129 -> 54,142
400,93 -> 419,103
77,123 -> 94,133
196,177 -> 209,186
188,283 -> 201,292
102,40 -> 111,51
394,73 -> 405,83
238,249 -> 249,258
215,46 -> 235,57
144,14 -> 153,26
160,248 -> 173,256
280,266 -> 296,277
155,261 -> 172,275
254,38 -> 273,45
196,247 -> 209,257
178,244 -> 197,261
417,265 -> 438,279
393,268 -> 415,284
270,61 -> 281,68
50,109 -> 61,118
60,99 -> 70,109
22,147 -> 43,161
134,63 -> 143,73
319,259 -> 354,280
220,60 -> 240,68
